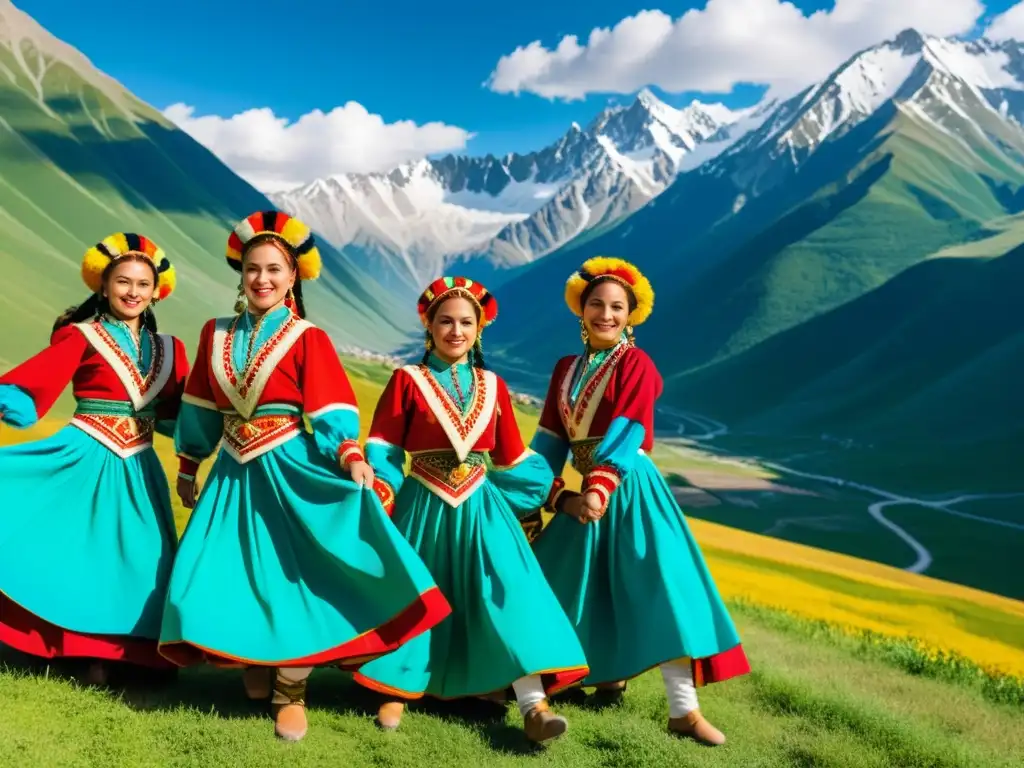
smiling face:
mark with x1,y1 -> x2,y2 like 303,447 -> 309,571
243,241 -> 296,315
103,258 -> 157,322
582,279 -> 631,349
429,296 -> 479,364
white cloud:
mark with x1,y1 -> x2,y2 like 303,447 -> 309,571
987,2 -> 1024,40
486,0 -> 985,101
162,102 -> 474,193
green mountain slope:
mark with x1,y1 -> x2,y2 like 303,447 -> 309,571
668,239 -> 1024,490
0,3 -> 410,377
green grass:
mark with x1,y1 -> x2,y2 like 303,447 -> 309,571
1,602 -> 1020,767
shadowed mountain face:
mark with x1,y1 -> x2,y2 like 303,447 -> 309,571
0,4 -> 408,371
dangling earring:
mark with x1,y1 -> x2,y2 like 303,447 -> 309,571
625,324 -> 635,345
424,329 -> 434,351
579,318 -> 589,345
285,286 -> 296,312
233,281 -> 246,315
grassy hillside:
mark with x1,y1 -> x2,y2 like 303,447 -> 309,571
1,600 -> 1022,767
0,15 -> 412,377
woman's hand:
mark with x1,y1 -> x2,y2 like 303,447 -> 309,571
348,459 -> 375,488
561,495 -> 591,524
582,491 -> 605,521
177,475 -> 199,509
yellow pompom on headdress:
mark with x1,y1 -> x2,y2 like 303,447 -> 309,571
226,210 -> 321,281
81,232 -> 176,301
564,256 -> 654,326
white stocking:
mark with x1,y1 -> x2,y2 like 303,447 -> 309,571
512,674 -> 546,717
659,659 -> 699,718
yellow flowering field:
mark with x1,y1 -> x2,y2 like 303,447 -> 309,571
3,361 -> 1022,680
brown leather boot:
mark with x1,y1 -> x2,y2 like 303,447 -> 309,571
271,676 -> 308,741
669,709 -> 726,746
377,701 -> 405,731
590,680 -> 627,708
84,661 -> 109,687
523,700 -> 568,745
243,666 -> 274,701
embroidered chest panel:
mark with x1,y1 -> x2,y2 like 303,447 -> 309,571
211,314 -> 312,419
558,344 -> 628,441
403,365 -> 497,461
75,322 -> 173,411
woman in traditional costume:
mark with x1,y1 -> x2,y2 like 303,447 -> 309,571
522,257 -> 751,745
159,211 -> 451,742
352,277 -> 589,745
0,233 -> 186,686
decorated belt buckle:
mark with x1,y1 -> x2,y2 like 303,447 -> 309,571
449,462 -> 471,484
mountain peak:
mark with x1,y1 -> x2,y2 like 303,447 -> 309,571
636,87 -> 662,109
890,28 -> 927,54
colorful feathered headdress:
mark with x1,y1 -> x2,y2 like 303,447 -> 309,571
417,276 -> 498,328
81,233 -> 176,302
564,256 -> 654,326
226,210 -> 321,281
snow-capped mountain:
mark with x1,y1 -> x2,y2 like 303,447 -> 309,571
705,29 -> 1024,187
270,90 -> 746,294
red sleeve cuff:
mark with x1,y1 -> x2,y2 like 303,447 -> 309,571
338,439 -> 365,468
177,455 -> 200,478
543,477 -> 566,513
583,465 -> 622,509
372,477 -> 396,516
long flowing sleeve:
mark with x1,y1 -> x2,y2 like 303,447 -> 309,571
364,370 -> 410,516
527,357 -> 574,513
175,321 -> 224,480
155,337 -> 190,438
0,325 -> 88,428
490,377 -> 555,520
582,349 -> 662,510
299,327 -> 365,469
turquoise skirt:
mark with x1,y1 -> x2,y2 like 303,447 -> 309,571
531,455 -> 750,686
0,425 -> 176,667
158,433 -> 450,668
353,478 -> 590,699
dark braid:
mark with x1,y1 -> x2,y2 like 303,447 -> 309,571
142,305 -> 159,333
292,278 -> 307,319
472,338 -> 488,370
52,294 -> 103,336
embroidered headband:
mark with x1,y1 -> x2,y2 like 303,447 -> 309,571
226,210 -> 322,281
417,277 -> 498,328
81,232 -> 176,302
564,256 -> 654,326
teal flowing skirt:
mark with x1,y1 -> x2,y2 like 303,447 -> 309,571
0,425 -> 176,667
353,478 -> 590,699
158,434 -> 450,668
531,455 -> 750,686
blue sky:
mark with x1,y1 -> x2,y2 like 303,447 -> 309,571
16,0 -> 1024,187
